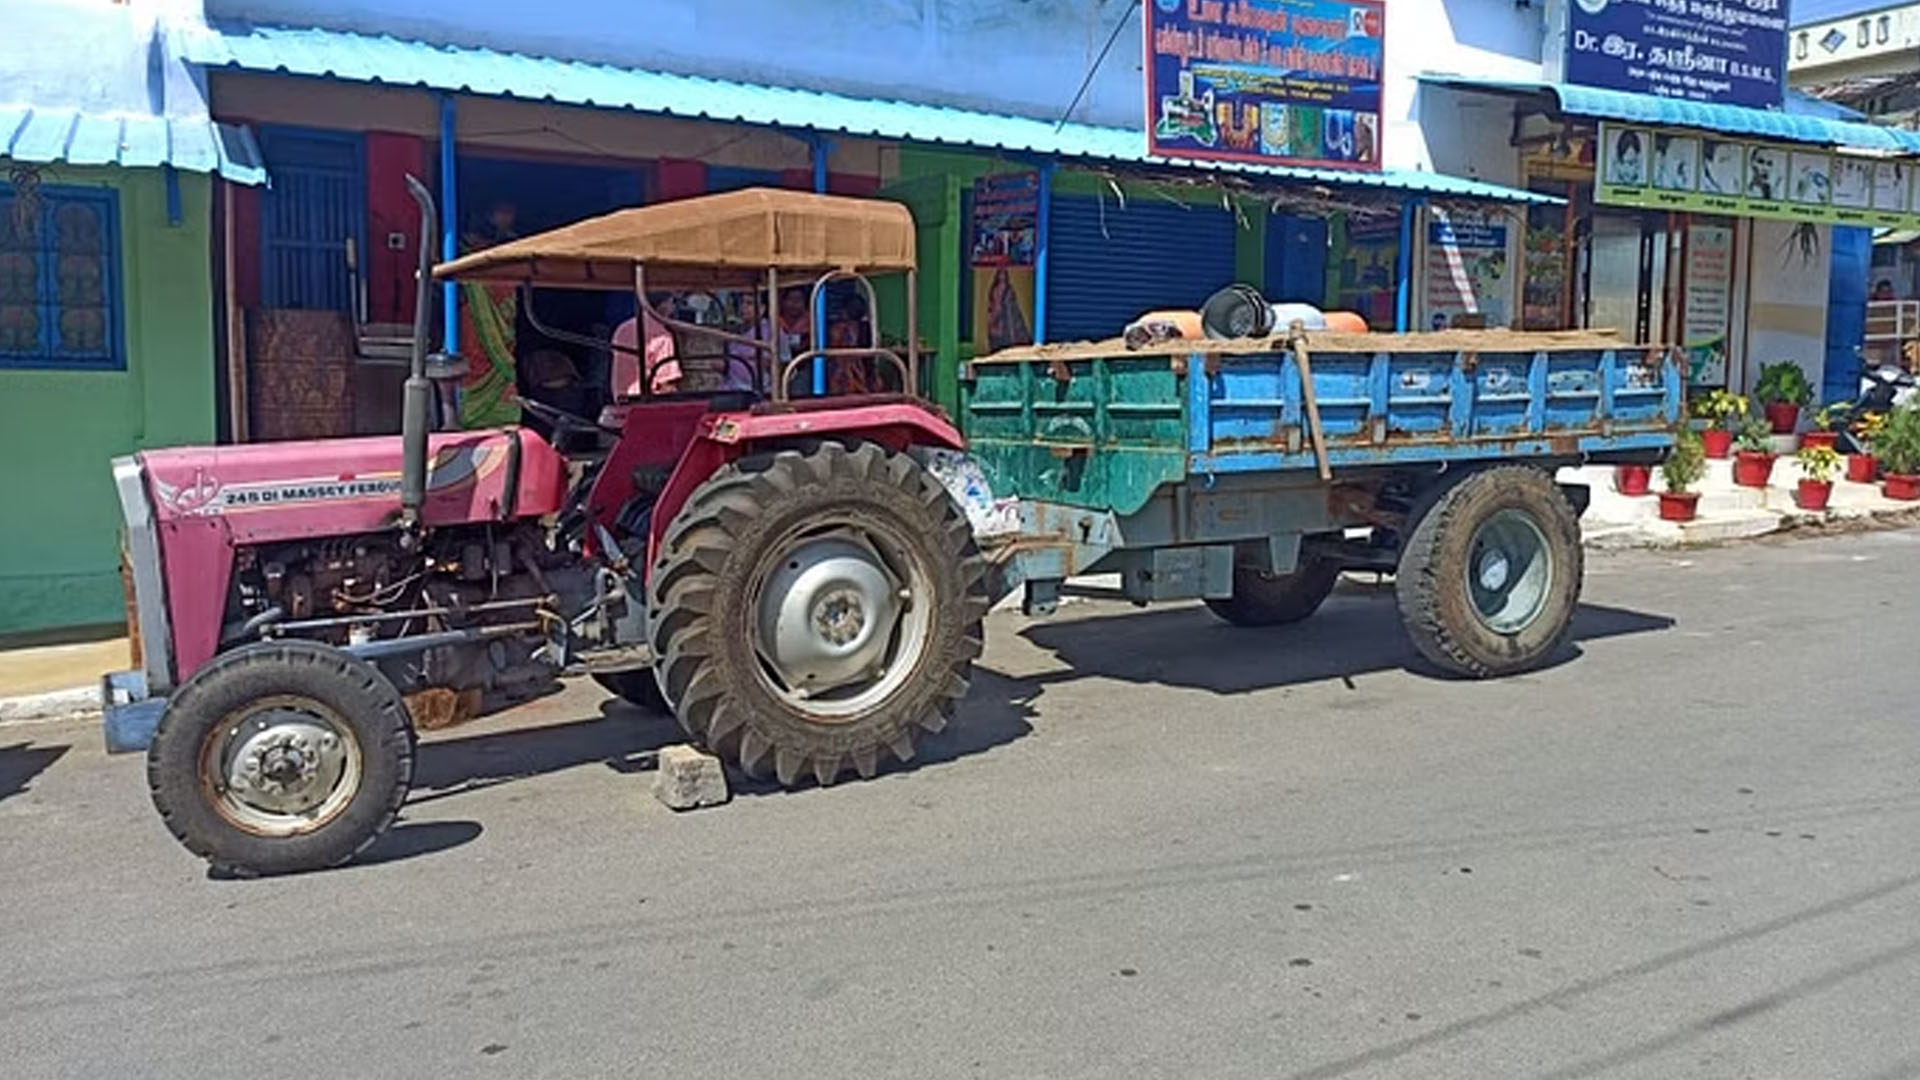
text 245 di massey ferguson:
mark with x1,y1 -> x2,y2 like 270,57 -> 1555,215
104,182 -> 1678,876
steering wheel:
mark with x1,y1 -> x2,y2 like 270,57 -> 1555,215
519,397 -> 618,437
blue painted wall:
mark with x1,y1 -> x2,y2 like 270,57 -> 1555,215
205,0 -> 1149,128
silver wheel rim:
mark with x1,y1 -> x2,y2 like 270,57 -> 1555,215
1464,509 -> 1554,635
749,521 -> 934,722
200,695 -> 364,837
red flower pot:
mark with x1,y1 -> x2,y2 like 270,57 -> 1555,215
1658,491 -> 1700,521
1847,453 -> 1879,483
1798,430 -> 1839,451
1797,479 -> 1833,511
1616,464 -> 1652,496
1764,402 -> 1801,435
1732,451 -> 1776,488
1702,429 -> 1734,459
1884,473 -> 1920,501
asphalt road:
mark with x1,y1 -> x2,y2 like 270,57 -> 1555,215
3,528 -> 1919,1080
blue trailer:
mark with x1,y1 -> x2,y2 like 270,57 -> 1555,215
950,328 -> 1682,676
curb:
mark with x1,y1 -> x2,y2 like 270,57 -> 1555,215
0,685 -> 100,727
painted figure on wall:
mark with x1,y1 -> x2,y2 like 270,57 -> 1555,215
985,265 -> 1032,352
458,199 -> 523,428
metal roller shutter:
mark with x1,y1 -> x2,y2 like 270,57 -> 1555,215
1045,194 -> 1240,343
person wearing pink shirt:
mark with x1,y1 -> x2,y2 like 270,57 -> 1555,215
610,303 -> 680,397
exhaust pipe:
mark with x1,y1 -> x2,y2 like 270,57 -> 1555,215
400,174 -> 437,540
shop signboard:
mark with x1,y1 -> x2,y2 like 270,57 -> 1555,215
1423,209 -> 1512,330
1683,220 -> 1735,387
1145,0 -> 1384,170
1595,121 -> 1920,229
969,172 -> 1040,354
1563,0 -> 1789,109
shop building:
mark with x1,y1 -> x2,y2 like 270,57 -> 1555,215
1408,0 -> 1920,407
0,0 -> 264,638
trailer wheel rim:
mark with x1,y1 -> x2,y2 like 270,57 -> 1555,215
749,522 -> 934,722
1464,509 -> 1554,635
199,695 -> 364,837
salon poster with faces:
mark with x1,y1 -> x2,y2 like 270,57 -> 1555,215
1597,121 -> 1920,229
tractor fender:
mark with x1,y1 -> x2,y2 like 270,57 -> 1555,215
644,402 -> 966,571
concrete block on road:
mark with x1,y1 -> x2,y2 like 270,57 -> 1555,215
653,744 -> 730,811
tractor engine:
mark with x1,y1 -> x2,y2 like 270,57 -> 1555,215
225,526 -> 563,720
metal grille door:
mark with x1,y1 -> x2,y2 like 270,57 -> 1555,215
259,128 -> 364,311
1045,195 -> 1239,343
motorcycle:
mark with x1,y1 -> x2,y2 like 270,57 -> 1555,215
1835,363 -> 1917,455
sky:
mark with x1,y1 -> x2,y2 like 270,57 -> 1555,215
1791,0 -> 1906,27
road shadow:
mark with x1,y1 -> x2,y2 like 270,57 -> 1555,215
353,820 -> 484,867
0,741 -> 69,804
1017,587 -> 1674,697
406,667 -> 1038,803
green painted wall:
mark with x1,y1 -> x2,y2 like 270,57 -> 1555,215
0,165 -> 217,637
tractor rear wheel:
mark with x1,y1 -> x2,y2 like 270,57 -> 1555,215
647,441 -> 989,786
146,640 -> 413,876
1394,466 -> 1583,677
1204,557 -> 1341,627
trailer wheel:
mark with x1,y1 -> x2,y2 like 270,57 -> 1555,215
1395,466 -> 1582,678
146,640 -> 413,876
1204,558 -> 1341,627
593,669 -> 669,714
648,441 -> 989,786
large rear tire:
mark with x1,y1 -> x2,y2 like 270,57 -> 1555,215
146,640 -> 413,876
1204,557 -> 1341,627
1394,466 -> 1583,677
647,441 -> 989,786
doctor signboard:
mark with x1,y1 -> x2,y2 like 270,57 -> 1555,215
1146,0 -> 1385,170
1564,0 -> 1789,109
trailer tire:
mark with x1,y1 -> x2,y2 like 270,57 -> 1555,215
1395,465 -> 1582,678
146,640 -> 413,877
593,669 -> 669,714
647,440 -> 989,786
1204,558 -> 1341,627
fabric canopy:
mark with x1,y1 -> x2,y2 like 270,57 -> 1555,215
435,187 -> 917,288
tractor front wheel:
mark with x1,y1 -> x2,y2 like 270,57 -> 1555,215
146,640 -> 414,876
647,441 -> 989,786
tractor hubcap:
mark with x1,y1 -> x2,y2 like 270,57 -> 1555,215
203,697 -> 362,836
752,525 -> 933,721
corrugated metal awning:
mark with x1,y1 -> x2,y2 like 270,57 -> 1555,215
1418,75 -> 1920,154
180,22 -> 1558,206
0,106 -> 267,185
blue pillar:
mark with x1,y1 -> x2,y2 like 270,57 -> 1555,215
163,166 -> 182,227
1394,198 -> 1421,333
438,93 -> 459,353
1034,161 -> 1053,345
811,134 -> 831,395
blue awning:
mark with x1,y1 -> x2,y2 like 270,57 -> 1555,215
1418,75 -> 1920,154
180,22 -> 1557,206
0,106 -> 267,185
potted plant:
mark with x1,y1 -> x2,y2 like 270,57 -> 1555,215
1878,405 -> 1920,501
1691,388 -> 1745,459
1795,444 -> 1841,511
1660,428 -> 1706,522
1801,402 -> 1848,451
1755,362 -> 1814,434
1732,413 -> 1777,488
1848,411 -> 1885,483
1616,462 -> 1653,496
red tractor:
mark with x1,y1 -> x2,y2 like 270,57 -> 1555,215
105,181 -> 990,875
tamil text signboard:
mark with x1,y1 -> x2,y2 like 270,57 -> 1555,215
1146,0 -> 1385,170
1564,0 -> 1789,109
1596,120 -> 1920,229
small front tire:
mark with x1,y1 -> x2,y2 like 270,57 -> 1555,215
146,640 -> 414,877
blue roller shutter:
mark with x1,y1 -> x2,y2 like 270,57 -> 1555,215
1045,194 -> 1239,343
